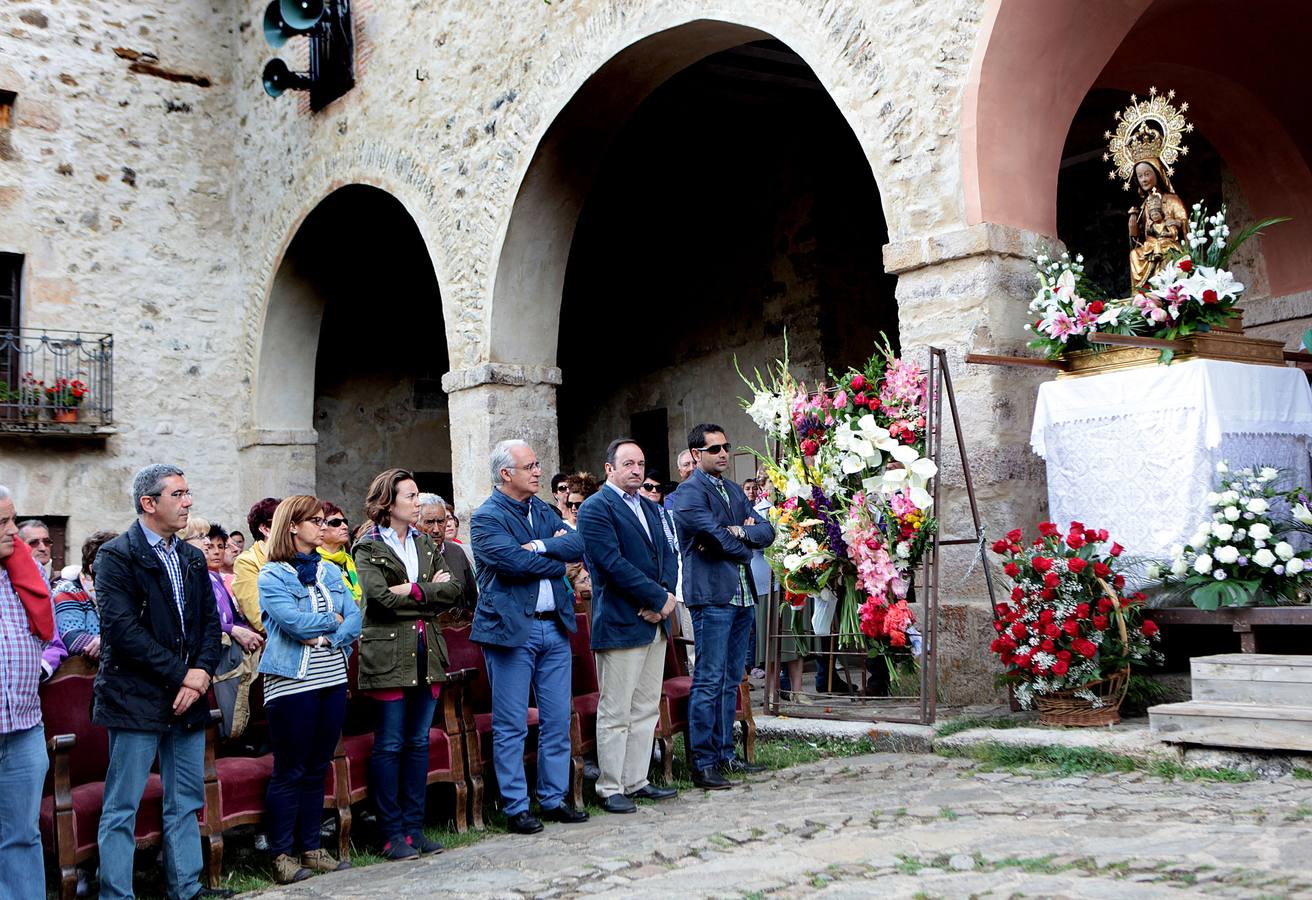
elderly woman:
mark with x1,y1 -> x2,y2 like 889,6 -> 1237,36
355,469 -> 463,860
257,495 -> 361,883
316,502 -> 360,603
562,472 -> 599,613
52,530 -> 117,659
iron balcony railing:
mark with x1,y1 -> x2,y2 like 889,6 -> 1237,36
0,328 -> 113,432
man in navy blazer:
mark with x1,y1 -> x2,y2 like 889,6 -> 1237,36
577,439 -> 680,814
471,440 -> 587,834
671,423 -> 775,789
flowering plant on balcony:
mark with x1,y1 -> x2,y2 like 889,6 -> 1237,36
739,335 -> 936,681
44,377 -> 89,410
990,521 -> 1161,710
1163,461 -> 1312,608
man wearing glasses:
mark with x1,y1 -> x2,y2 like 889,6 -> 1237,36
471,440 -> 587,834
17,520 -> 53,582
93,464 -> 228,900
417,493 -> 477,612
671,424 -> 774,790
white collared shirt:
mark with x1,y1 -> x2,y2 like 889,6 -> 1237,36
526,505 -> 556,613
381,526 -> 419,582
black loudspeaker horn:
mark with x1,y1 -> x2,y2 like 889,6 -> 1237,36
279,0 -> 325,32
262,1 -> 291,48
262,58 -> 311,98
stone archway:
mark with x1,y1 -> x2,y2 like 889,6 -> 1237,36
961,0 -> 1312,299
241,182 -> 451,512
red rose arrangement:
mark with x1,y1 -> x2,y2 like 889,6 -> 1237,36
990,521 -> 1161,709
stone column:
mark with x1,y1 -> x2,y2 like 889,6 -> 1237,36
442,364 -> 563,538
236,427 -> 319,506
884,223 -> 1057,705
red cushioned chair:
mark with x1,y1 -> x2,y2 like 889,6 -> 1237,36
39,667 -> 171,900
655,613 -> 756,782
568,612 -> 600,788
443,624 -> 584,823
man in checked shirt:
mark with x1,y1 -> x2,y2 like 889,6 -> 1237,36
0,484 -> 65,899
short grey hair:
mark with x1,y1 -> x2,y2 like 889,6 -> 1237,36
490,439 -> 530,487
132,463 -> 186,514
17,519 -> 47,534
0,485 -> 11,503
417,492 -> 447,512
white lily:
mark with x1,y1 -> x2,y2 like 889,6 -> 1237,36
1296,503 -> 1312,526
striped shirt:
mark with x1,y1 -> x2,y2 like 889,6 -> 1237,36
263,580 -> 347,704
140,522 -> 186,637
0,568 -> 44,734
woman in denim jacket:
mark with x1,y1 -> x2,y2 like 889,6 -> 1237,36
257,495 -> 362,884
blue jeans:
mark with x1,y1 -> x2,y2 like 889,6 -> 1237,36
265,685 -> 347,857
0,725 -> 48,900
370,687 -> 438,843
688,603 -> 754,770
98,725 -> 206,900
482,619 -> 573,816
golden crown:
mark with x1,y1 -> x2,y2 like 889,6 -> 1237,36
1103,86 -> 1193,191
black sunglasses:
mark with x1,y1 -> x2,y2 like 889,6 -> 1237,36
325,517 -> 348,528
565,500 -> 583,510
640,482 -> 661,492
696,443 -> 732,455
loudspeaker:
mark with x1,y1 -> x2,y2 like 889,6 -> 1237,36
262,1 -> 290,48
262,58 -> 310,98
279,0 -> 325,32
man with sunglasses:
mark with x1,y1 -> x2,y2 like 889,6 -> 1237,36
671,425 -> 774,789
17,520 -> 53,582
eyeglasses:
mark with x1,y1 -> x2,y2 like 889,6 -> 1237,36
565,501 -> 583,510
27,537 -> 54,547
640,483 -> 661,492
325,517 -> 348,528
508,461 -> 543,472
554,485 -> 569,493
696,443 -> 733,455
302,516 -> 325,526
148,489 -> 193,500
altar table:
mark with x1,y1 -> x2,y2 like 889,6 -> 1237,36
1030,360 -> 1312,563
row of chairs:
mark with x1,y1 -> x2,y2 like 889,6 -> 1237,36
38,613 -> 756,897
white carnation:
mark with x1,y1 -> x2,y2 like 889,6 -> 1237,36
1193,554 -> 1214,575
1246,498 -> 1269,515
1247,523 -> 1272,541
1211,523 -> 1234,541
1287,557 -> 1306,575
1170,558 -> 1189,577
1253,548 -> 1276,568
1275,541 -> 1295,562
1224,506 -> 1242,522
1213,545 -> 1240,565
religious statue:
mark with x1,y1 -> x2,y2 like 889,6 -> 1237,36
1104,88 -> 1194,292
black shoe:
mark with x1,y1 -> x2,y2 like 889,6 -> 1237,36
380,837 -> 419,861
507,811 -> 544,834
626,784 -> 677,802
540,804 -> 590,824
719,757 -> 767,775
598,793 -> 637,814
583,761 -> 601,781
407,833 -> 444,855
691,767 -> 732,790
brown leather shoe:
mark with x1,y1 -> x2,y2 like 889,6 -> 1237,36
272,853 -> 313,884
301,848 -> 351,873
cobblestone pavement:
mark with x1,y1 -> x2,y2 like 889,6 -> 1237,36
252,753 -> 1312,898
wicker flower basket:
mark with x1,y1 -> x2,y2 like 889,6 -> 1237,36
1034,578 -> 1131,727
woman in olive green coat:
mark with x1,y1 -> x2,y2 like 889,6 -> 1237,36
353,468 -> 462,860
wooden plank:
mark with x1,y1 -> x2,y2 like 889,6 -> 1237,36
964,353 -> 1067,370
1147,607 -> 1312,626
1086,332 -> 1190,351
1149,701 -> 1312,752
1192,653 -> 1312,671
1194,661 -> 1312,684
1193,679 -> 1312,705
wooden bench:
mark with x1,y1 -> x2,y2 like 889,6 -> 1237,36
1146,606 -> 1312,654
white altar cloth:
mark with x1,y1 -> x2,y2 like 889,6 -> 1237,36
1030,360 -> 1312,563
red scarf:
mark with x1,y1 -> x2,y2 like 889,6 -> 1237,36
3,537 -> 55,641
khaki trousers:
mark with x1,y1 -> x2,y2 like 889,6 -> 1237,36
594,632 -> 667,798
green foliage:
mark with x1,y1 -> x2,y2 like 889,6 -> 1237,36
934,715 -> 1024,739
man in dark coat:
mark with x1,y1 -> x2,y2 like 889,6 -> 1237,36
577,438 -> 679,814
94,464 -> 225,900
471,440 -> 586,835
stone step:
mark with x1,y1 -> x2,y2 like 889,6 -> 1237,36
1148,700 -> 1312,752
1190,653 -> 1312,707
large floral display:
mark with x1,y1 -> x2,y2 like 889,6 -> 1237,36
740,340 -> 937,685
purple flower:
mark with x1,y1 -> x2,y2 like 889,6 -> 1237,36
811,486 -> 848,560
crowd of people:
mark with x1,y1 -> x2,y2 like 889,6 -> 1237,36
0,421 -> 778,897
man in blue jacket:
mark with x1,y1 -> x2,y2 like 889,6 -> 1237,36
471,440 -> 587,834
577,438 -> 679,814
671,424 -> 775,789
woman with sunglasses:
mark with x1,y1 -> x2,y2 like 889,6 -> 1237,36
257,495 -> 362,883
562,473 -> 598,613
316,502 -> 361,603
